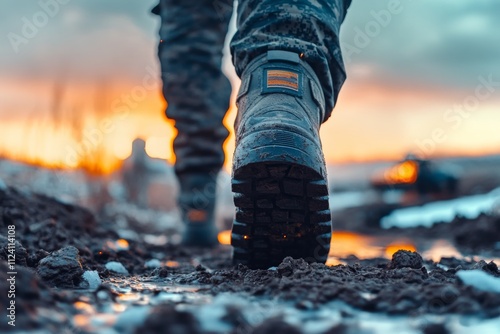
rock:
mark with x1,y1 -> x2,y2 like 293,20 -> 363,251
471,260 -> 488,271
389,250 -> 423,269
485,261 -> 499,275
37,246 -> 83,287
105,261 -> 129,275
195,264 -> 207,272
468,260 -> 499,276
144,259 -> 161,269
27,249 -> 50,267
151,267 -> 169,278
277,261 -> 293,277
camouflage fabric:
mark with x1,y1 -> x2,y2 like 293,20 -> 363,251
155,0 -> 233,177
154,0 -> 351,174
231,0 -> 352,120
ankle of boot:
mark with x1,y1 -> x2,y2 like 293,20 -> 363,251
177,172 -> 218,220
236,50 -> 327,126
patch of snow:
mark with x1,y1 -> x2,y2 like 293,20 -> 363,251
105,261 -> 129,275
381,188 -> 500,228
81,270 -> 102,289
456,270 -> 500,293
453,316 -> 500,334
330,190 -> 378,211
145,259 -> 161,269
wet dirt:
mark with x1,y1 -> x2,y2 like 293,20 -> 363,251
1,186 -> 500,333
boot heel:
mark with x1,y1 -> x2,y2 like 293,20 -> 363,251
231,128 -> 331,268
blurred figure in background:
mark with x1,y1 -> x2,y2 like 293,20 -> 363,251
154,0 -> 352,268
122,138 -> 152,208
153,1 -> 233,246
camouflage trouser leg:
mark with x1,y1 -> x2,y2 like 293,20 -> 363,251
230,0 -> 352,120
156,0 -> 233,177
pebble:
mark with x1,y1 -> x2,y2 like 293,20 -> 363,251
106,261 -> 129,275
145,259 -> 161,269
37,246 -> 83,287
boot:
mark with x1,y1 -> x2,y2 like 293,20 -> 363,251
178,173 -> 219,247
231,50 -> 331,268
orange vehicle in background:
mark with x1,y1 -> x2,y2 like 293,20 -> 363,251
371,154 -> 460,197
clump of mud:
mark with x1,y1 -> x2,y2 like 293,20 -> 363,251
388,249 -> 423,269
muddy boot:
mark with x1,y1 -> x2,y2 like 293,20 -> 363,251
231,50 -> 331,268
178,173 -> 219,247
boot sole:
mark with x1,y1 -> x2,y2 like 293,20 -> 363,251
231,128 -> 331,269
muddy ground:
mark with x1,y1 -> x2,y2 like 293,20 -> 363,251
1,186 -> 500,333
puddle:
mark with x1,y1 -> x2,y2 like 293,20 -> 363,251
71,281 -> 213,333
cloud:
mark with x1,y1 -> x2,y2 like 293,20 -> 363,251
0,0 -> 159,84
340,0 -> 500,89
1,0 -> 499,103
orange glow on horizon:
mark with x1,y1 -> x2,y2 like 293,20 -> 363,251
1,78 -> 499,175
0,86 -> 176,174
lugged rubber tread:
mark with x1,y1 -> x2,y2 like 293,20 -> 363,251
231,162 -> 331,269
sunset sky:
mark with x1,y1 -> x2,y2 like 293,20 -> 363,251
1,0 -> 499,172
